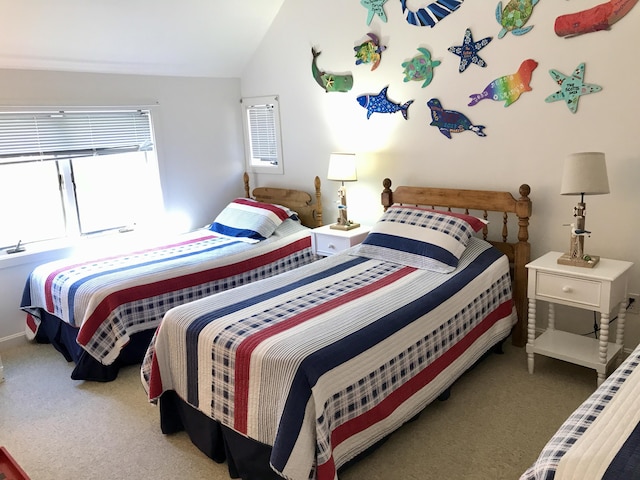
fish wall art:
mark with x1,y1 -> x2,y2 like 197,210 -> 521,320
311,47 -> 354,93
555,0 -> 638,37
448,28 -> 493,73
357,86 -> 414,119
468,59 -> 538,107
427,99 -> 486,138
354,33 -> 387,71
545,63 -> 602,113
400,0 -> 466,27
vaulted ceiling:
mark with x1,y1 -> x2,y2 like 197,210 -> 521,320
0,0 -> 285,77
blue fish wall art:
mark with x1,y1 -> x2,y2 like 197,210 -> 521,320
357,86 -> 414,119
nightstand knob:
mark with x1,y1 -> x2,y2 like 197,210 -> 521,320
562,286 -> 572,293
328,243 -> 335,250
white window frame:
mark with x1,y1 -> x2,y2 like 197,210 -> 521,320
0,108 -> 163,250
241,95 -> 284,175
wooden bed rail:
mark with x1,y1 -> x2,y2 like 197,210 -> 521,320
381,178 -> 532,347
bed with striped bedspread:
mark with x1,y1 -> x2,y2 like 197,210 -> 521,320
521,343 -> 640,480
21,219 -> 316,380
142,236 -> 516,480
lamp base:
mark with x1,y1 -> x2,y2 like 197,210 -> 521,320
557,253 -> 600,268
330,222 -> 360,231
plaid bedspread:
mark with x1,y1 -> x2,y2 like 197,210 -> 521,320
21,220 -> 316,366
520,344 -> 640,480
143,237 -> 516,480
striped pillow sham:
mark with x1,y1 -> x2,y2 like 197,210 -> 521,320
353,205 -> 486,272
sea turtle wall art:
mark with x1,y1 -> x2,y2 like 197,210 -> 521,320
496,0 -> 539,39
401,48 -> 441,87
354,33 -> 387,71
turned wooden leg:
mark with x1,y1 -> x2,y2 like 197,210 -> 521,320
598,312 -> 610,386
527,298 -> 536,374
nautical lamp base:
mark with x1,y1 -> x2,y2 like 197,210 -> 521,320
557,253 -> 600,268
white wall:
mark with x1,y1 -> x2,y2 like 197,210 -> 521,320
241,1 -> 640,348
0,70 -> 245,346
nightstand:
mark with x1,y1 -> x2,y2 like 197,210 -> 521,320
526,251 -> 633,386
312,224 -> 370,256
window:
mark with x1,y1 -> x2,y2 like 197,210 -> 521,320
241,95 -> 284,175
0,109 -> 164,249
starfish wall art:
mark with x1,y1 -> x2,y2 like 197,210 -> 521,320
545,63 -> 602,113
448,28 -> 493,73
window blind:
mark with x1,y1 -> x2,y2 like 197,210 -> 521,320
0,110 -> 153,164
246,102 -> 278,164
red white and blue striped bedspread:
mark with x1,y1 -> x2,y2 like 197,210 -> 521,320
21,220 -> 316,366
521,343 -> 640,480
142,237 -> 516,480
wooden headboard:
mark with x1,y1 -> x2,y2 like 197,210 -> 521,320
243,172 -> 323,228
381,178 -> 532,347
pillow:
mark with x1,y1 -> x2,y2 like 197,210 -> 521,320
209,198 -> 293,242
352,205 -> 486,273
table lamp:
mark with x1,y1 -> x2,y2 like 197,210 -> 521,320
557,152 -> 609,268
327,153 -> 360,230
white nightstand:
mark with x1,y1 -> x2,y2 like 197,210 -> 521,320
312,224 -> 370,257
526,251 -> 633,386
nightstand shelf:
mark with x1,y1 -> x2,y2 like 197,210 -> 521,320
526,251 -> 633,386
312,224 -> 370,257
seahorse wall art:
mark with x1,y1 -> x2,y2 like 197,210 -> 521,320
555,0 -> 638,37
311,47 -> 354,93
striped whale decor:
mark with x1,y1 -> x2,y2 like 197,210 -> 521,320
400,0 -> 465,27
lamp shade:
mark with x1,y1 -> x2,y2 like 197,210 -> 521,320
327,153 -> 357,182
560,152 -> 610,195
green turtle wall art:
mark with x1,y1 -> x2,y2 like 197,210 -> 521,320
311,47 -> 354,93
354,33 -> 387,71
401,48 -> 441,87
496,0 -> 540,39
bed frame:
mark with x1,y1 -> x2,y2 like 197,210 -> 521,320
381,178 -> 532,347
243,172 -> 323,228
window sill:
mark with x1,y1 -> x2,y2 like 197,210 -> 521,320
0,229 -> 173,271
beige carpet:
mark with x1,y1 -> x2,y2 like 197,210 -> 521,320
0,339 -> 597,480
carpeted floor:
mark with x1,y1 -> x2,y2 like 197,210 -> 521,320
0,339 -> 597,480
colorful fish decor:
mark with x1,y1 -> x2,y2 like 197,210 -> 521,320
545,63 -> 602,113
448,28 -> 493,73
400,0 -> 466,27
496,0 -> 539,38
357,86 -> 414,119
555,0 -> 638,37
468,59 -> 538,107
427,98 -> 486,138
360,0 -> 388,25
354,33 -> 387,71
311,47 -> 354,93
402,48 -> 441,88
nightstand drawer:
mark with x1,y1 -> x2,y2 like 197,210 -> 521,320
315,234 -> 353,255
535,272 -> 602,308
312,225 -> 370,256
